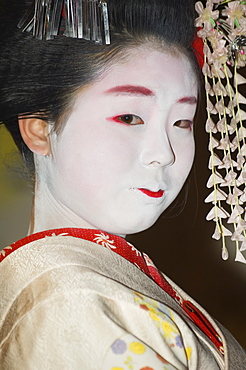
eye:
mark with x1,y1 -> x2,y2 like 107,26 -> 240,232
174,120 -> 193,129
111,114 -> 144,125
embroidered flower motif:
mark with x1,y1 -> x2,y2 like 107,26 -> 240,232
186,346 -> 192,360
111,339 -> 127,354
0,246 -> 12,257
175,335 -> 183,348
129,341 -> 146,355
124,356 -> 133,368
127,242 -> 142,256
142,252 -> 156,268
161,321 -> 179,339
93,233 -> 116,249
44,232 -> 69,238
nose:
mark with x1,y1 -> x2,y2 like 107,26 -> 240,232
140,129 -> 175,168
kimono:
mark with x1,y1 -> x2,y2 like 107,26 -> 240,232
0,228 -> 245,369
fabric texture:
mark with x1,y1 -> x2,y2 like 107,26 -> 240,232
0,233 -> 245,369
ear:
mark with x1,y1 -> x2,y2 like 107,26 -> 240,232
18,116 -> 51,155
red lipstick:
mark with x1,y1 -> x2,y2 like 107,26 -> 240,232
139,188 -> 164,198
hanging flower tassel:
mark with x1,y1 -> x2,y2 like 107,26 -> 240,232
195,0 -> 246,264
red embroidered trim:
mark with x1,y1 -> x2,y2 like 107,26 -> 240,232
0,228 -> 151,275
1,227 -> 223,354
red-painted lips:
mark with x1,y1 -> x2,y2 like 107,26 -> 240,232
139,188 -> 164,198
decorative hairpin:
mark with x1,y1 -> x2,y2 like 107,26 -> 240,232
17,0 -> 110,44
195,0 -> 246,263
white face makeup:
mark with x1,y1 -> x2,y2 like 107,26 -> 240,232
41,46 -> 198,235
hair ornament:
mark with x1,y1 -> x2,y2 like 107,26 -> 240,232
195,0 -> 246,263
17,0 -> 110,44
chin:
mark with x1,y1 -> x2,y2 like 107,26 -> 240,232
105,214 -> 161,236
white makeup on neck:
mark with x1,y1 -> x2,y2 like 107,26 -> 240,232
33,45 -> 198,235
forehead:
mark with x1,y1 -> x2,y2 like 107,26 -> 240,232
87,46 -> 197,99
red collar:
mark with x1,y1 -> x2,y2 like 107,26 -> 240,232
0,227 -> 175,295
0,227 -> 224,354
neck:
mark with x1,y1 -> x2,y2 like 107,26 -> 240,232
30,180 -> 98,234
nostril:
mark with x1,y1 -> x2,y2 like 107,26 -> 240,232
140,132 -> 175,167
141,151 -> 175,167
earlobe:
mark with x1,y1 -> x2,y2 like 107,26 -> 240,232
18,116 -> 51,155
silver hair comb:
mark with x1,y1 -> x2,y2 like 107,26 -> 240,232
17,0 -> 110,44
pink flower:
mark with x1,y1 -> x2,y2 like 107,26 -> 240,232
223,1 -> 246,28
195,1 -> 219,31
207,29 -> 224,50
211,38 -> 228,67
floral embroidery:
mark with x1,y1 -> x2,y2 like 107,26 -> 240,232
0,246 -> 12,257
103,333 -> 178,370
127,242 -> 142,256
175,335 -> 183,348
93,233 -> 116,249
111,339 -> 127,354
133,292 -> 190,356
44,232 -> 69,238
124,356 -> 133,369
142,253 -> 156,268
129,342 -> 146,355
134,292 -> 168,319
185,346 -> 192,360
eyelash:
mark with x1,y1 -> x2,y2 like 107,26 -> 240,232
110,114 -> 144,125
174,120 -> 193,130
109,115 -> 193,129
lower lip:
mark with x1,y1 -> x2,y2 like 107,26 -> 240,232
138,188 -> 164,198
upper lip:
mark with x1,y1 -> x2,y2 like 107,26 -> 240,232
138,188 -> 164,198
139,188 -> 163,192
137,185 -> 165,192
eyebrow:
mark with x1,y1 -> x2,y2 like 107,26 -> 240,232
177,96 -> 197,104
104,85 -> 197,104
104,85 -> 154,97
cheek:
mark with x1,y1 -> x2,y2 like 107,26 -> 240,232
175,138 -> 195,178
52,127 -> 137,192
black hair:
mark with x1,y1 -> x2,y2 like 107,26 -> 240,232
0,0 -> 197,171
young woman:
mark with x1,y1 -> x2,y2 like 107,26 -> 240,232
0,0 -> 245,368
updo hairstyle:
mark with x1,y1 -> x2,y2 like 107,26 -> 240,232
0,0 -> 197,171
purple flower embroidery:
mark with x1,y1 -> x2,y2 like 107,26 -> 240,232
111,339 -> 127,354
175,335 -> 183,348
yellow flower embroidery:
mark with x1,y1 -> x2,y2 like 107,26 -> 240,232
150,311 -> 161,322
124,356 -> 133,369
186,346 -> 192,360
129,341 -> 146,354
162,321 -> 177,338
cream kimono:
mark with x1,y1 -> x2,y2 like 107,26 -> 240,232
0,233 -> 245,369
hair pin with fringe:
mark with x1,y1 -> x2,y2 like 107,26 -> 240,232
18,0 -> 110,44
